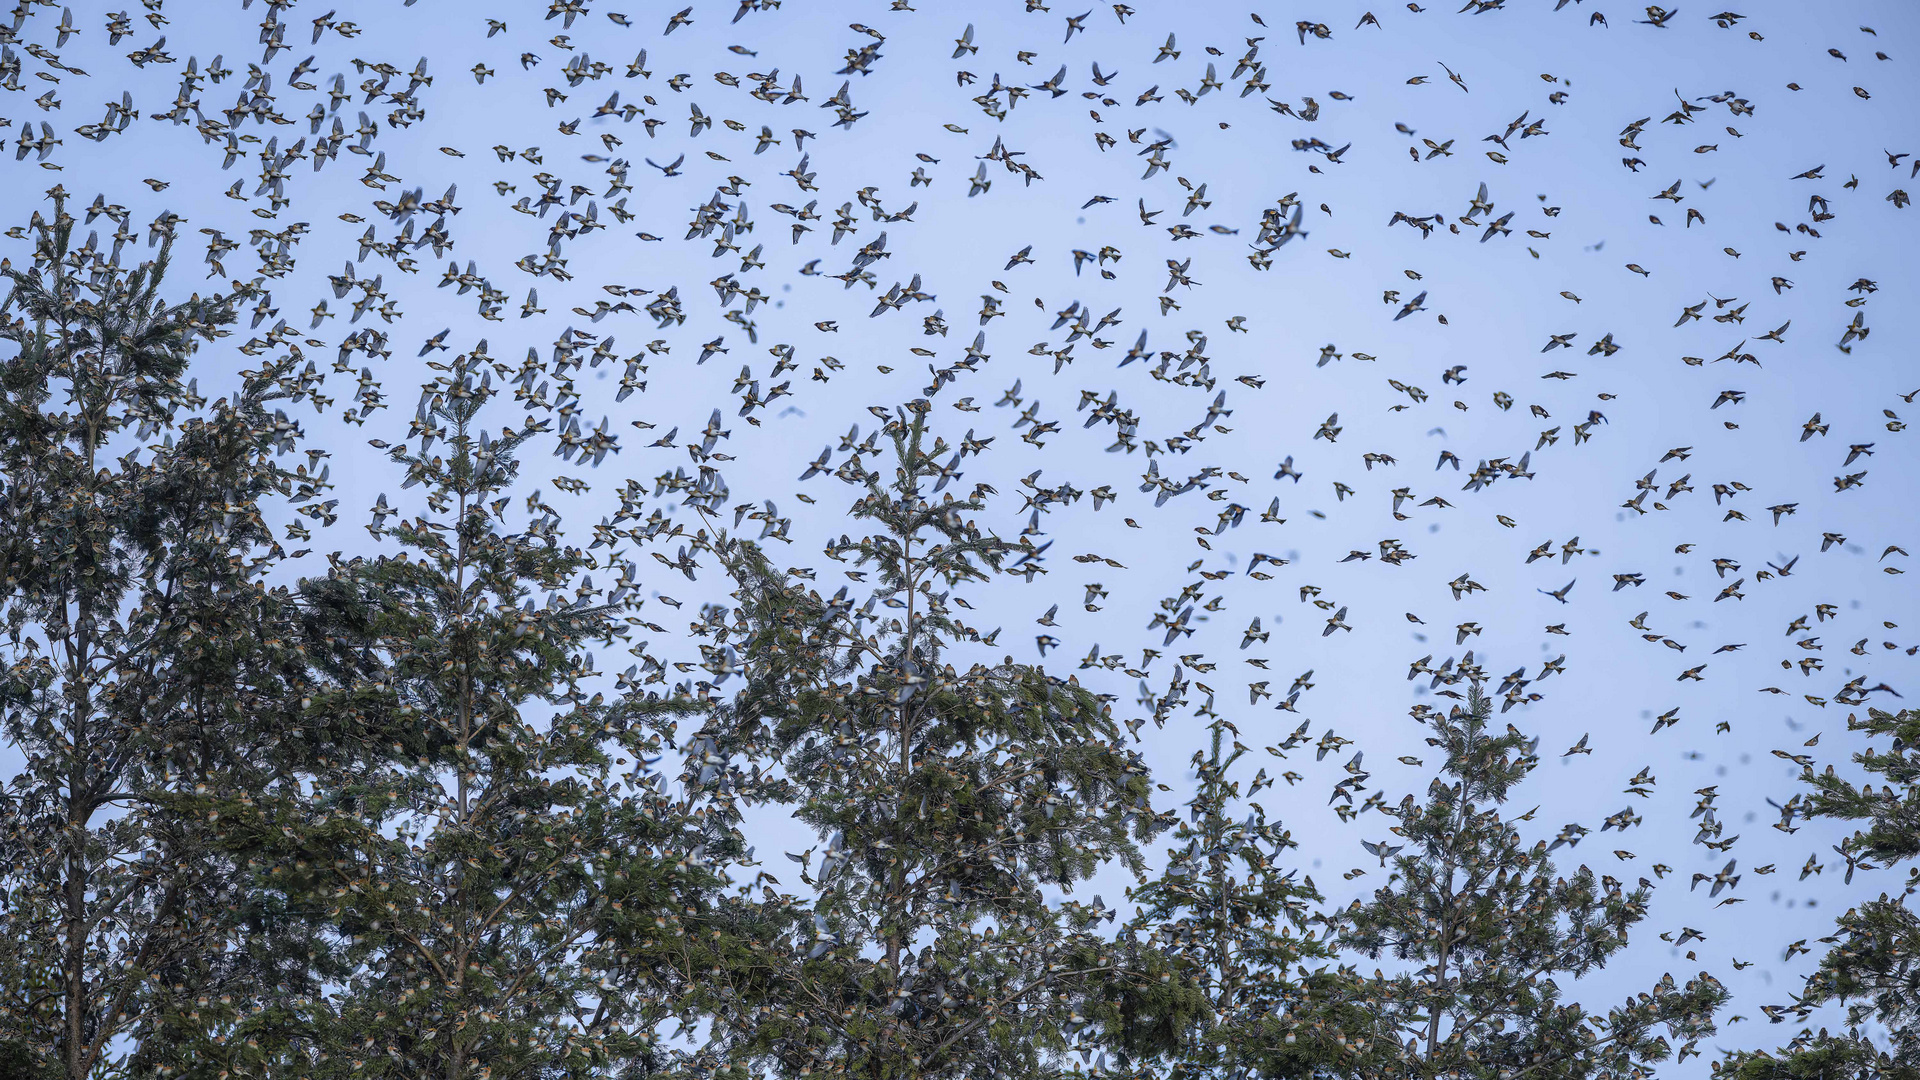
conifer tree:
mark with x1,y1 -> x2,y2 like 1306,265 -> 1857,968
1726,706 -> 1920,1080
0,190 -> 334,1079
687,405 -> 1204,1080
1332,683 -> 1726,1080
1126,716 -> 1353,1080
190,351 -> 735,1080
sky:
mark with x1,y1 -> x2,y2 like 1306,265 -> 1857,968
3,0 -> 1918,1069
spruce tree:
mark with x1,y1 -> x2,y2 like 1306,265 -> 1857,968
686,405 -> 1203,1080
189,350 -> 734,1080
1126,716 -> 1352,1080
1332,683 -> 1726,1080
1725,706 -> 1920,1080
0,189 -> 333,1079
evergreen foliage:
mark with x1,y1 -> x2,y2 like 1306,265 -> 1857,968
183,352 -> 731,1080
685,406 -> 1205,1080
1726,707 -> 1920,1080
0,190 -> 1890,1080
0,190 -> 326,1080
1333,684 -> 1727,1080
1125,717 -> 1346,1080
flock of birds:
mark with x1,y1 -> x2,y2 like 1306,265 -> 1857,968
2,0 -> 1913,1059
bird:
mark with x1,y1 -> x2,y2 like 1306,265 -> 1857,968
14,12 -> 1900,1062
